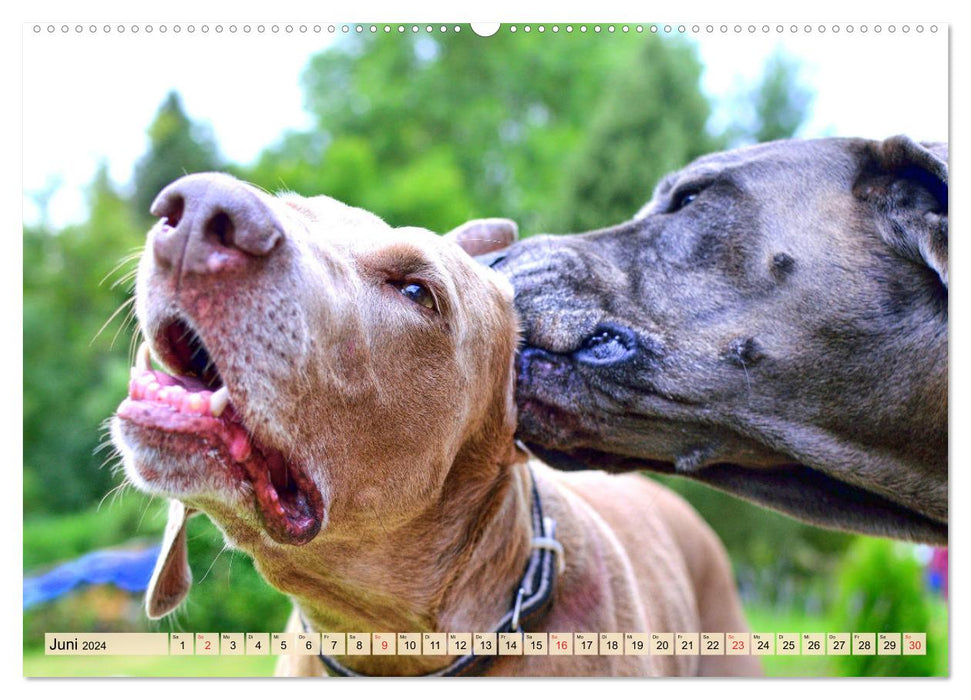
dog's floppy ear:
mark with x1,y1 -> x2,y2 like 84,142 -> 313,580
146,500 -> 195,619
445,218 -> 518,263
855,135 -> 948,287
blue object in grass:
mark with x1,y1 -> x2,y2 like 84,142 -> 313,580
23,545 -> 161,609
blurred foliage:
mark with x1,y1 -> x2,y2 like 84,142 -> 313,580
555,38 -> 721,231
651,476 -> 853,606
24,167 -> 143,512
724,48 -> 814,146
24,491 -> 162,570
22,31 -> 942,678
750,51 -> 814,143
829,538 -> 947,676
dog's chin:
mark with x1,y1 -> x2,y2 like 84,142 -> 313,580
516,365 -> 948,544
112,404 -> 325,547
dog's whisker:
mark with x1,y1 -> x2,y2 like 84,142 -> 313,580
126,331 -> 144,367
137,493 -> 160,532
739,358 -> 753,397
110,268 -> 140,290
198,542 -> 231,584
109,306 -> 139,350
269,179 -> 289,197
91,297 -> 136,347
96,478 -> 131,511
93,438 -> 118,456
99,249 -> 144,287
226,548 -> 238,588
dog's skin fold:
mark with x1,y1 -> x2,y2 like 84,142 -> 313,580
496,136 -> 947,544
111,173 -> 759,676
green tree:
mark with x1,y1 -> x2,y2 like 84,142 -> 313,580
132,92 -> 222,219
722,49 -> 813,147
554,37 -> 720,232
245,29 -> 645,234
750,50 -> 813,143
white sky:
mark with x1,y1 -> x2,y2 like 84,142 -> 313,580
22,24 -> 948,229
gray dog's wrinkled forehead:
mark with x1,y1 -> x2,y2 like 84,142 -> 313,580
634,137 -> 876,220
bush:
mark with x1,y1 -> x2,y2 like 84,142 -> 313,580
829,538 -> 947,676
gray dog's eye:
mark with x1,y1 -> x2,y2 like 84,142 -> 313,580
670,189 -> 700,212
396,281 -> 437,311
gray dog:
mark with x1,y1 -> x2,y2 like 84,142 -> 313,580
491,136 -> 946,544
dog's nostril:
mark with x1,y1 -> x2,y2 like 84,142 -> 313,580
148,174 -> 286,275
575,325 -> 638,366
583,331 -> 621,348
205,210 -> 235,248
152,193 -> 185,228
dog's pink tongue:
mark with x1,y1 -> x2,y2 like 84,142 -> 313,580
237,443 -> 323,546
228,431 -> 251,461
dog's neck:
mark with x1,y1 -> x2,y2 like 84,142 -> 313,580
260,438 -> 534,676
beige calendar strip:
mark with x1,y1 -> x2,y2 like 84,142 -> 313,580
44,631 -> 927,656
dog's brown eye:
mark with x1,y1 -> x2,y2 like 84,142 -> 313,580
396,282 -> 436,310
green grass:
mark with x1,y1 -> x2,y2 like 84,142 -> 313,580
23,649 -> 277,677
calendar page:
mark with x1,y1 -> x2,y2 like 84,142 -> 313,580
22,13 -> 949,681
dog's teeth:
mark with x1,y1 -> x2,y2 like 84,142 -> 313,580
210,386 -> 230,417
137,342 -> 153,371
182,393 -> 206,414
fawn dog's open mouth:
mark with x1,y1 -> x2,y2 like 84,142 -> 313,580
116,317 -> 323,545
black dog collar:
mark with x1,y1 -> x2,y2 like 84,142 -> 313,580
303,468 -> 563,677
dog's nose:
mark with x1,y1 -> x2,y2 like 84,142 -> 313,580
150,173 -> 284,275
